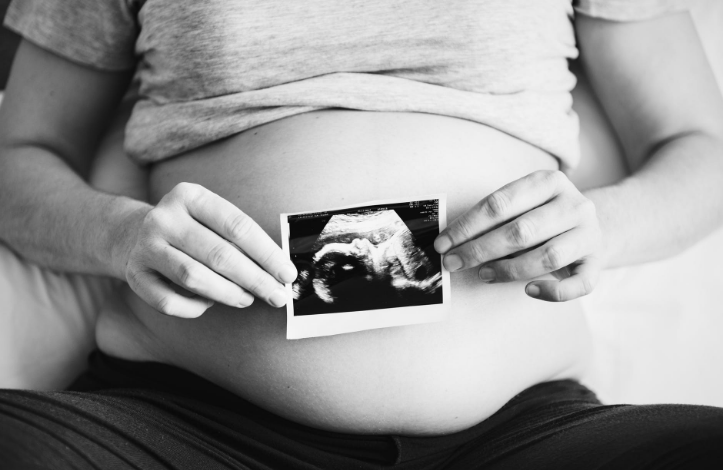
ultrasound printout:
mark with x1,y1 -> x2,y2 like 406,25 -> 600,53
280,195 -> 450,339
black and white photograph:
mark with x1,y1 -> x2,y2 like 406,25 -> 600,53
3,0 -> 723,467
281,195 -> 450,339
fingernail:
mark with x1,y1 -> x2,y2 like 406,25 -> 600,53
479,267 -> 495,282
270,289 -> 288,308
434,236 -> 452,253
526,284 -> 540,298
444,254 -> 463,272
279,264 -> 298,284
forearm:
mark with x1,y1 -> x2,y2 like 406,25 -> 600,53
585,132 -> 723,269
0,144 -> 151,279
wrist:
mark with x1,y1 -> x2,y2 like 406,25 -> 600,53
583,178 -> 637,270
106,198 -> 152,281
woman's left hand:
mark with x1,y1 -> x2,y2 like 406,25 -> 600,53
434,170 -> 604,302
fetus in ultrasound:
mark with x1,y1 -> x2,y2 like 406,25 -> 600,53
292,210 -> 442,314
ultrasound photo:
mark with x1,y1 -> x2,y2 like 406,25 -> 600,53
281,195 -> 450,339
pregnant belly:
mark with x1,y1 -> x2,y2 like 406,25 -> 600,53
97,110 -> 591,436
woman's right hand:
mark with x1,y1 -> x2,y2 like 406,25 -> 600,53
112,182 -> 298,318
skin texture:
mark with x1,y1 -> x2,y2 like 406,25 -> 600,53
0,14 -> 722,314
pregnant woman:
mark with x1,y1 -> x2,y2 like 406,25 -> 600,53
2,0 -> 723,468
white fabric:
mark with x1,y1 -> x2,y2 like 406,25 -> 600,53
581,229 -> 723,406
0,244 -> 115,389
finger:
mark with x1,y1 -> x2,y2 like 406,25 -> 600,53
477,227 -> 594,283
435,170 -> 568,253
168,183 -> 297,284
443,196 -> 579,272
149,242 -> 258,308
127,267 -> 213,318
166,223 -> 290,308
525,256 -> 602,302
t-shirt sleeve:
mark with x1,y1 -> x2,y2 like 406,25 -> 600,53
3,0 -> 139,71
574,0 -> 690,22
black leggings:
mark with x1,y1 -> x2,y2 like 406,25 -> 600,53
1,351 -> 722,470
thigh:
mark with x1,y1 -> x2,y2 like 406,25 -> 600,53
0,389 -> 259,470
0,386 -> 391,470
0,390 -> 138,470
448,403 -> 723,470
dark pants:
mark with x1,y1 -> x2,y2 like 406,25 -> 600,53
1,351 -> 722,470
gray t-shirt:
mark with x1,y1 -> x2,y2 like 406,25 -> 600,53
4,0 -> 688,171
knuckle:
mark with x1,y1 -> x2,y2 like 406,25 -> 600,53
507,219 -> 533,248
546,170 -> 566,186
530,169 -> 564,188
173,181 -> 199,197
177,262 -> 201,290
257,248 -> 280,272
207,243 -> 234,272
143,208 -> 170,230
528,170 -> 548,183
496,262 -> 518,281
225,212 -> 253,241
166,182 -> 203,207
245,272 -> 270,296
484,191 -> 510,219
529,169 -> 549,184
550,287 -> 565,303
155,295 -> 175,316
454,216 -> 475,241
126,266 -> 145,288
542,245 -> 564,272
580,276 -> 595,297
466,241 -> 487,264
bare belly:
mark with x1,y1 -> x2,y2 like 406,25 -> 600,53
97,110 -> 591,436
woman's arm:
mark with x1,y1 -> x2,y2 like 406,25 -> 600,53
0,40 -> 296,317
434,11 -> 723,301
577,11 -> 723,267
0,40 -> 142,275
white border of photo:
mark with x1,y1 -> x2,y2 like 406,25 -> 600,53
280,194 -> 451,340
